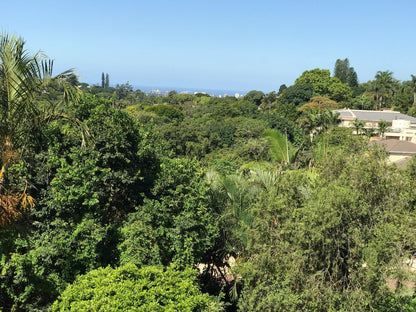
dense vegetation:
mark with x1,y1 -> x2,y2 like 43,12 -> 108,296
0,34 -> 415,311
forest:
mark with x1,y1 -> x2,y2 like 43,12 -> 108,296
0,33 -> 416,311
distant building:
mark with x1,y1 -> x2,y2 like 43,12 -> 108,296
336,109 -> 416,129
372,140 -> 416,168
337,109 -> 416,167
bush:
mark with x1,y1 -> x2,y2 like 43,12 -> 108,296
51,264 -> 222,311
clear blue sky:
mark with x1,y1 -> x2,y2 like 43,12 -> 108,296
2,0 -> 416,92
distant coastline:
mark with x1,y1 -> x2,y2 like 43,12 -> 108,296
84,82 -> 248,97
135,86 -> 248,97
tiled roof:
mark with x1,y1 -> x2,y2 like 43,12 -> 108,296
372,140 -> 416,154
336,109 -> 416,123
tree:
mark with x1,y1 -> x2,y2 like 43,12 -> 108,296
236,146 -> 416,311
259,91 -> 277,112
352,118 -> 364,135
105,73 -> 109,88
66,74 -> 79,86
378,119 -> 388,139
118,158 -> 218,267
0,32 -> 83,226
264,129 -> 299,165
278,83 -> 314,107
298,96 -> 340,112
327,78 -> 352,102
51,264 -> 220,311
411,75 -> 416,104
101,72 -> 105,88
334,58 -> 358,88
244,90 -> 265,106
145,104 -> 184,122
299,110 -> 340,142
295,69 -> 331,95
351,95 -> 374,110
374,70 -> 399,107
347,67 -> 358,88
294,68 -> 353,103
334,58 -> 350,83
278,84 -> 287,95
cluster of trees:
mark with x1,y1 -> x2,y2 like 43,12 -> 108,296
0,33 -> 415,311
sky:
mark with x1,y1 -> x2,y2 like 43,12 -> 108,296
1,0 -> 416,92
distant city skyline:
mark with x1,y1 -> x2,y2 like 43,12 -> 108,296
87,82 -> 248,97
2,0 -> 416,92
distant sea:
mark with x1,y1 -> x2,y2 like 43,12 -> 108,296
134,85 -> 248,97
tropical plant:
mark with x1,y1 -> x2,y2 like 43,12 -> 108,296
352,118 -> 364,135
374,70 -> 399,107
299,110 -> 340,142
0,32 -> 85,225
378,119 -> 388,139
263,129 -> 299,165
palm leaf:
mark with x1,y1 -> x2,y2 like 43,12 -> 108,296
264,129 -> 297,164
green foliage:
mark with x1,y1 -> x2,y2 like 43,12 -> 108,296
0,94 -> 161,310
334,58 -> 358,88
328,77 -> 352,102
244,90 -> 265,106
351,95 -> 374,110
298,96 -> 340,112
278,83 -> 314,107
44,102 -> 157,224
118,158 -> 218,267
375,296 -> 416,312
236,144 -> 416,311
51,264 -> 221,311
264,129 -> 298,164
168,93 -> 196,105
295,68 -> 332,94
145,103 -> 184,121
4,33 -> 416,312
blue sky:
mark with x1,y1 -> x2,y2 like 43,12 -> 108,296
2,0 -> 416,92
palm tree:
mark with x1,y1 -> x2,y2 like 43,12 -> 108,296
264,129 -> 301,166
377,119 -> 388,140
299,110 -> 340,142
374,70 -> 398,108
321,110 -> 341,132
352,118 -> 364,135
0,32 -> 85,225
299,109 -> 322,142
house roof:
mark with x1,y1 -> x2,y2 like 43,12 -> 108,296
336,109 -> 416,123
372,140 -> 416,154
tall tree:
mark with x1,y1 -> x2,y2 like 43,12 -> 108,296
374,70 -> 399,107
334,58 -> 358,88
347,67 -> 358,87
334,58 -> 349,83
101,72 -> 105,88
411,74 -> 416,104
105,73 -> 109,88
